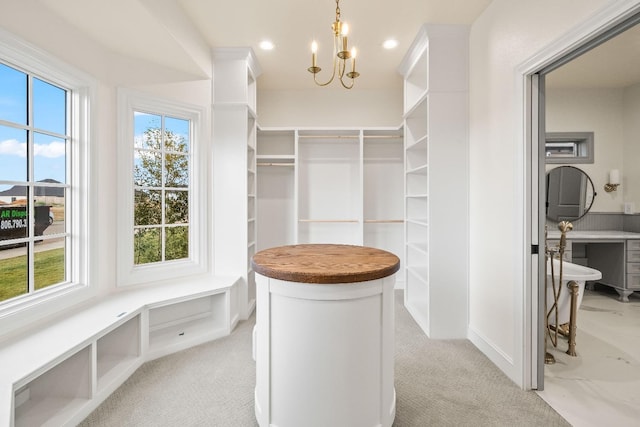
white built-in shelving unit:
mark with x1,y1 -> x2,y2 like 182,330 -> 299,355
363,130 -> 405,270
212,48 -> 261,319
256,129 -> 296,250
298,130 -> 362,245
399,24 -> 469,338
256,127 -> 405,286
3,277 -> 238,426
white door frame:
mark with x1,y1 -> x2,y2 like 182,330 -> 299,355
518,1 -> 640,390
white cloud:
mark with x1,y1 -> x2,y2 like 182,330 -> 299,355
0,138 -> 65,158
34,141 -> 65,158
0,139 -> 26,157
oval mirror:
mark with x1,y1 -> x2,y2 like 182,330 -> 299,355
546,166 -> 596,221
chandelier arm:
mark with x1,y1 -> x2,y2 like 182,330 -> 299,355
339,75 -> 355,89
310,33 -> 341,86
313,70 -> 336,86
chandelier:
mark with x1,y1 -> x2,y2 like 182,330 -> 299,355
307,0 -> 359,89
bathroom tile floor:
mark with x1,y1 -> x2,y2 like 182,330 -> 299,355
537,286 -> 640,427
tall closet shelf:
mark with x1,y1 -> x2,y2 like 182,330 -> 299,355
212,48 -> 260,321
400,24 -> 469,338
406,134 -> 428,150
406,165 -> 428,175
403,90 -> 429,118
407,241 -> 428,254
407,266 -> 429,283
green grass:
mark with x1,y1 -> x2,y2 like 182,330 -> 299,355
0,248 -> 65,302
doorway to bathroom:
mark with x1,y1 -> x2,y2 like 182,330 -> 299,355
526,4 -> 640,424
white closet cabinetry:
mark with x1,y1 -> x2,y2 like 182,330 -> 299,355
400,24 -> 469,338
256,129 -> 295,250
298,130 -> 362,245
256,128 -> 404,286
363,130 -> 404,276
5,277 -> 237,427
212,48 -> 261,318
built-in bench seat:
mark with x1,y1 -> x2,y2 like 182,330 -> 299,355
0,275 -> 240,427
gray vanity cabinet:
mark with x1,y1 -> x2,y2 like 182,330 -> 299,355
553,235 -> 640,302
547,230 -> 640,302
626,240 -> 640,291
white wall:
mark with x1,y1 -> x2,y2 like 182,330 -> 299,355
623,83 -> 640,211
546,88 -> 625,212
257,88 -> 403,128
468,0 -> 615,386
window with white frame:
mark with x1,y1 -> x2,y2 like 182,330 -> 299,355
0,63 -> 70,303
133,112 -> 190,264
118,91 -> 206,286
0,31 -> 92,312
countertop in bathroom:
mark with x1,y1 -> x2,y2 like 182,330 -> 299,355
546,230 -> 640,240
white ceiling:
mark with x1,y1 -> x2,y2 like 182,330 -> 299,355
35,0 -> 640,91
38,0 -> 493,90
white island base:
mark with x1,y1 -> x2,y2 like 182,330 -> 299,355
254,273 -> 396,427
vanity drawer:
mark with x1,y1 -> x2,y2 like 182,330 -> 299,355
627,240 -> 640,251
627,250 -> 640,263
626,274 -> 640,290
626,263 -> 640,274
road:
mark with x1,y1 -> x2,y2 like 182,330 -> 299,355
0,222 -> 65,260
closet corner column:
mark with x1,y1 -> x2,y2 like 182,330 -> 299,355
212,48 -> 261,320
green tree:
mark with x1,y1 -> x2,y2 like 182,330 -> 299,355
134,126 -> 189,264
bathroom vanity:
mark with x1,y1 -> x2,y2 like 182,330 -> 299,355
547,230 -> 640,302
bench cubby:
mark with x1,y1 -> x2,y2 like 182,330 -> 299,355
1,276 -> 239,426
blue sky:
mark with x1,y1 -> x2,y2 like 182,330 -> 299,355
0,62 -> 67,191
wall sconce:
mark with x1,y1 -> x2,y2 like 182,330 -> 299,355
604,169 -> 620,192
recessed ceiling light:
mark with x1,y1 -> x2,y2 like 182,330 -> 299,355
383,39 -> 398,50
259,40 -> 274,51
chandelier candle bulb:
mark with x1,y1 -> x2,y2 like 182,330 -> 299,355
342,23 -> 349,52
351,48 -> 356,72
311,41 -> 317,67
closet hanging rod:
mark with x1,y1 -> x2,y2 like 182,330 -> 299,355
363,135 -> 403,139
257,162 -> 295,167
364,219 -> 404,223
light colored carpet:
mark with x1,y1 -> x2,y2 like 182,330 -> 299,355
79,291 -> 569,426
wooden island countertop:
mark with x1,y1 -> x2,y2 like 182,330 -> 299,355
251,244 -> 400,284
